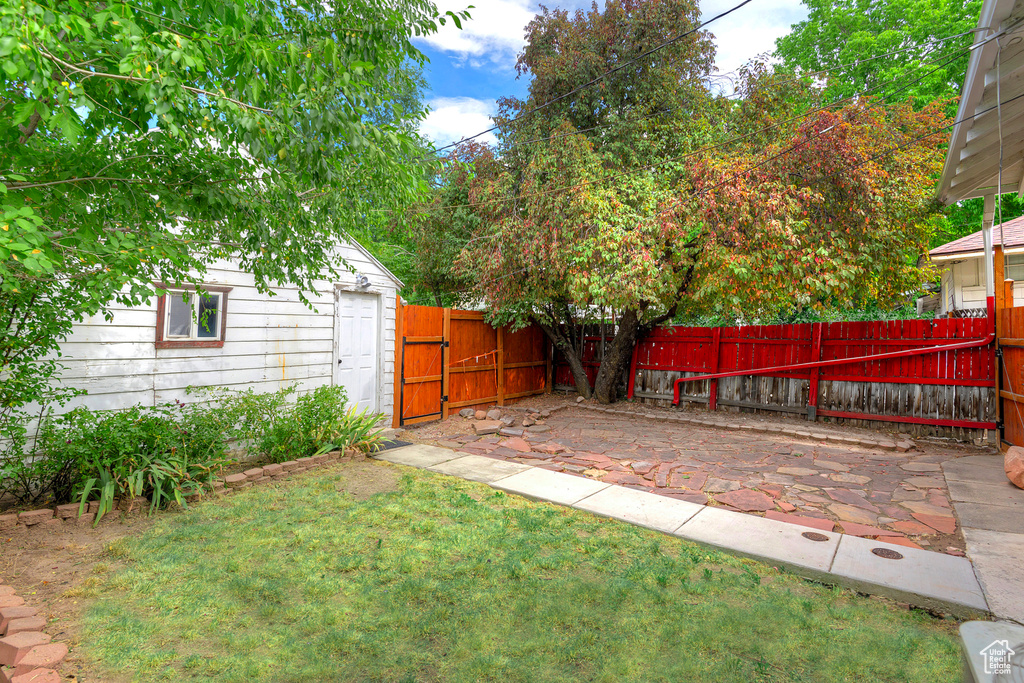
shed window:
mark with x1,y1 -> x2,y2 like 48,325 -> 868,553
1006,254 -> 1024,281
155,284 -> 231,348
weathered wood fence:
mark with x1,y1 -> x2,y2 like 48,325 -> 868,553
392,301 -> 551,427
630,318 -> 996,440
554,317 -> 998,441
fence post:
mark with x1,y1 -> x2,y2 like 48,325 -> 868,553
807,322 -> 823,422
393,295 -> 404,428
709,327 -> 721,412
442,307 -> 451,420
496,325 -> 505,406
627,337 -> 640,399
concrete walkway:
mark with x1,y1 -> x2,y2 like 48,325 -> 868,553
376,443 -> 988,618
945,455 -> 1024,624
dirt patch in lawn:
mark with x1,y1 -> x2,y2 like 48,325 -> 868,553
335,459 -> 401,500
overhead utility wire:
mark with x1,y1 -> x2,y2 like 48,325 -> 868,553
429,0 -> 757,154
428,25 -> 984,159
395,39 -> 976,216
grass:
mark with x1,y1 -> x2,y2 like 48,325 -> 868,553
76,461 -> 961,682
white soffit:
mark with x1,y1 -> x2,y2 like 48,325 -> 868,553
938,0 -> 1024,204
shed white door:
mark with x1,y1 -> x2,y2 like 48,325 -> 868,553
334,290 -> 379,412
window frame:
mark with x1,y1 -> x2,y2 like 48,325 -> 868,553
154,283 -> 232,349
1006,254 -> 1024,282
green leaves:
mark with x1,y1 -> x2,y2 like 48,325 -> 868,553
0,0 -> 461,440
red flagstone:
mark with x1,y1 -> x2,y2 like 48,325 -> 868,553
669,471 -> 706,490
715,489 -> 775,512
630,461 -> 656,475
502,437 -> 532,453
884,536 -> 924,550
825,488 -> 879,512
911,512 -> 957,535
759,485 -> 784,498
837,522 -> 903,538
654,463 -> 674,487
776,501 -> 796,513
764,511 -> 836,532
890,520 -> 936,536
533,442 -> 567,455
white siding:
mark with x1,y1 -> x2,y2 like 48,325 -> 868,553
52,240 -> 399,419
943,254 -> 1024,311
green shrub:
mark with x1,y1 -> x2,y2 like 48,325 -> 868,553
35,403 -> 231,521
255,385 -> 353,462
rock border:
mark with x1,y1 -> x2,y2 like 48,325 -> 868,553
575,404 -> 915,452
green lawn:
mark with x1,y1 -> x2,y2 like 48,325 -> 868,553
76,461 -> 961,682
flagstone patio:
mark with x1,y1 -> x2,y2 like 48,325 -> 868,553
407,403 -> 985,554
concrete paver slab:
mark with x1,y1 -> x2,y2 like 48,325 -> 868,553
491,467 -> 611,506
572,485 -> 704,534
830,534 -> 987,617
962,527 -> 1024,624
943,456 -> 1009,485
948,480 -> 1024,508
957,502 -> 1024,534
428,455 -> 531,483
959,620 -> 1024,681
673,506 -> 841,577
374,444 -> 459,469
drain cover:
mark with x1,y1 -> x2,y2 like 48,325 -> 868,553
801,532 -> 830,542
871,547 -> 904,560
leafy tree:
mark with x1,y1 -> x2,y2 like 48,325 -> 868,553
456,68 -> 948,402
454,0 -> 717,402
0,0 -> 464,440
775,0 -> 981,108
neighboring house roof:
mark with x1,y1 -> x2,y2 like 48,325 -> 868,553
931,215 -> 1024,257
937,0 -> 1024,203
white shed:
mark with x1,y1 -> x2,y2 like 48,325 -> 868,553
55,237 -> 401,417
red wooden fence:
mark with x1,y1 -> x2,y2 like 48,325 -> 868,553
622,317 -> 996,431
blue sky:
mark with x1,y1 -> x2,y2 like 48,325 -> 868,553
414,0 -> 810,147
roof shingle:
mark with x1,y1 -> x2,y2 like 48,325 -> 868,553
931,214 -> 1024,256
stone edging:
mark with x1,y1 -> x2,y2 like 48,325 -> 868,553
0,585 -> 67,683
0,450 -> 360,536
575,404 -> 915,452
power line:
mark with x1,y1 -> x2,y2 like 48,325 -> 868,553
425,25 -> 984,160
398,38 -> 975,217
430,0 -> 758,155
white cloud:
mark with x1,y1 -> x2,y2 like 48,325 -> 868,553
420,96 -> 498,147
702,0 -> 808,86
419,0 -> 806,77
419,1 -> 536,68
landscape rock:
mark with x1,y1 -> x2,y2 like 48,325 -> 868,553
472,420 -> 503,435
715,489 -> 775,512
498,427 -> 525,438
500,416 -> 515,427
523,417 -> 536,427
1005,446 -> 1024,489
474,410 -> 487,420
576,396 -> 586,403
459,408 -> 475,418
486,409 -> 502,421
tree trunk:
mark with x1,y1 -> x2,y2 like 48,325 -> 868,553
538,323 -> 592,398
592,308 -> 643,404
